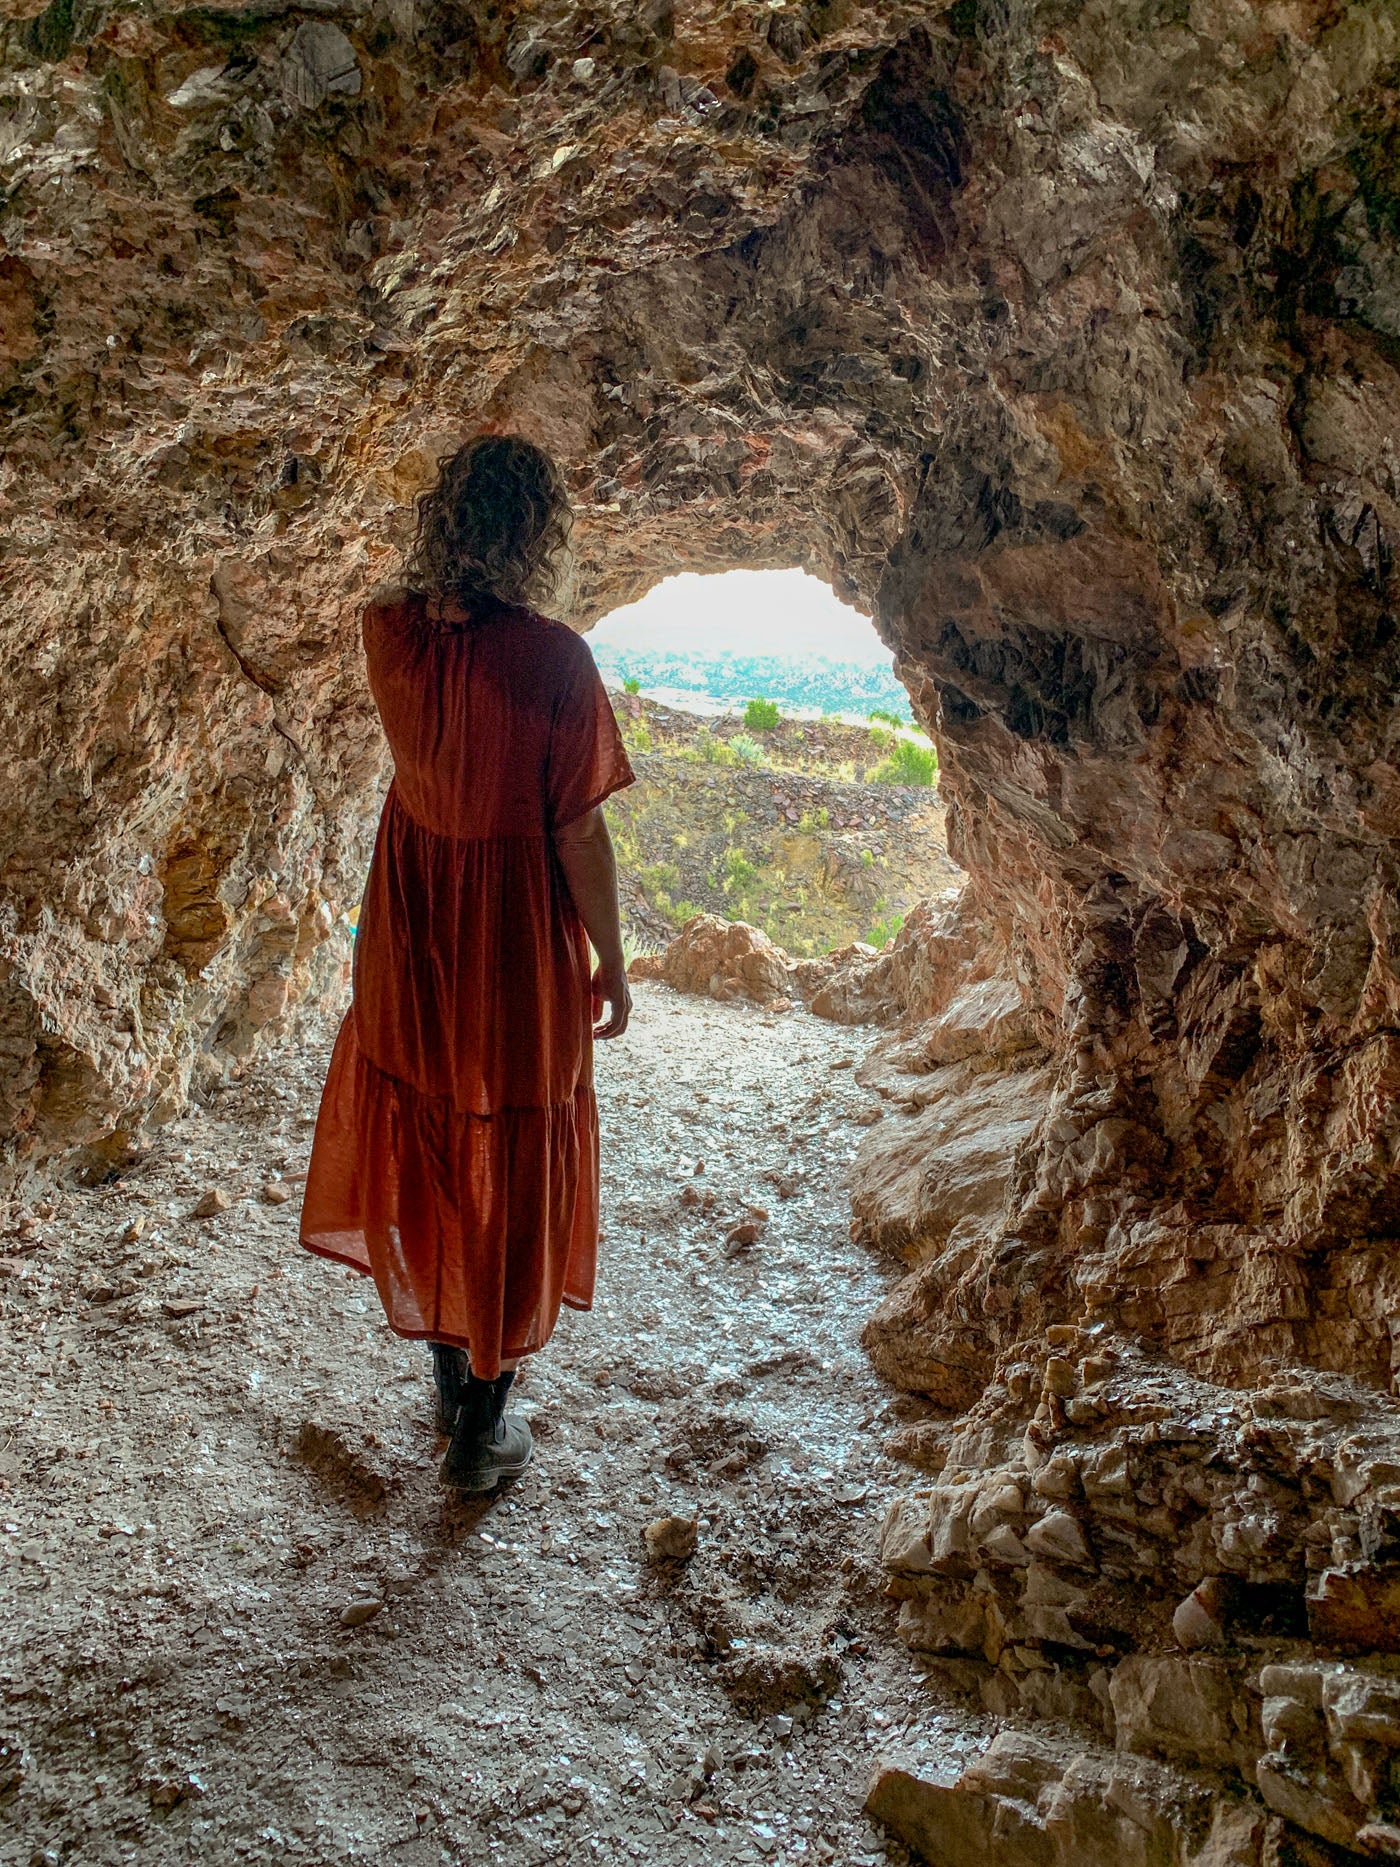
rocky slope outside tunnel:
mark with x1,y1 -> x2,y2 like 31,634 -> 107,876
605,694 -> 960,958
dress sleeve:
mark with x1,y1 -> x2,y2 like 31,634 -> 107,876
546,641 -> 636,831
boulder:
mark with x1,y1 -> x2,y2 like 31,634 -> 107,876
866,1730 -> 1219,1867
640,914 -> 793,1009
849,1062 -> 1051,1260
805,944 -> 896,1025
1109,1656 -> 1259,1774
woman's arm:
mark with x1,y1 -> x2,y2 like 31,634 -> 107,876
554,805 -> 631,1039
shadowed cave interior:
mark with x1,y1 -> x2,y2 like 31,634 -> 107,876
4,0 -> 1400,1861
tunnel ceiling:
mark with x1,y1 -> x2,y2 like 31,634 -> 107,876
2,0 -> 1400,1401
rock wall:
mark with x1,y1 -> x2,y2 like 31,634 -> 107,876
3,0 -> 1400,1855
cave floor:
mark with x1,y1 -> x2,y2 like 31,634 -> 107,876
1,984 -> 985,1866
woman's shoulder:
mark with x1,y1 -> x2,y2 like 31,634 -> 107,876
361,585 -> 423,639
517,609 -> 600,669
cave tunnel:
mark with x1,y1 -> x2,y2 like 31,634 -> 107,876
4,1 -> 1400,1861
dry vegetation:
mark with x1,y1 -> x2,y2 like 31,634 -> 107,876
606,698 -> 960,960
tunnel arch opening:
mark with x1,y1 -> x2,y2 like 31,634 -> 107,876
581,564 -> 955,961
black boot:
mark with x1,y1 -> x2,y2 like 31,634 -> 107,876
430,1343 -> 470,1437
440,1369 -> 533,1492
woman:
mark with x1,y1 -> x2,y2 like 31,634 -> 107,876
300,435 -> 635,1492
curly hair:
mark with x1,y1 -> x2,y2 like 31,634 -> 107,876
404,435 -> 572,612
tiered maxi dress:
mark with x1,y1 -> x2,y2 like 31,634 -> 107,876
300,592 -> 635,1378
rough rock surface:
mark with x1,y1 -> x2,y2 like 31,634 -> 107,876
629,913 -> 796,1010
633,894 -> 990,1029
6,1 -> 1400,1860
872,1314 -> 1400,1861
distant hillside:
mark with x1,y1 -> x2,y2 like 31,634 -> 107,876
606,694 -> 959,959
590,645 -> 914,722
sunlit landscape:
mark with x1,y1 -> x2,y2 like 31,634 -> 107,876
590,570 -> 915,724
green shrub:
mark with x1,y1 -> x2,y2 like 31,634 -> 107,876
872,737 -> 937,786
671,898 -> 704,925
796,806 -> 830,833
867,727 -> 893,753
729,733 -> 765,765
723,847 -> 760,891
744,696 -> 781,731
638,861 -> 681,899
868,707 -> 904,728
626,720 -> 652,754
866,912 -> 906,949
622,676 -> 641,694
684,728 -> 737,766
860,848 -> 875,869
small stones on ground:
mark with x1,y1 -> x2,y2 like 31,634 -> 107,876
2,987 -> 902,1864
192,1188 -> 230,1219
121,1216 -> 145,1243
261,1181 -> 293,1206
723,1216 -> 767,1258
643,1515 -> 698,1563
339,1598 -> 384,1628
145,1771 -> 205,1809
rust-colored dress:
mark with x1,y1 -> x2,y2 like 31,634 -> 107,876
300,592 -> 634,1378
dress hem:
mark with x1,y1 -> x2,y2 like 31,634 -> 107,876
299,1232 -> 594,1362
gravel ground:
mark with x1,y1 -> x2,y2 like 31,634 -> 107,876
0,985 -> 984,1866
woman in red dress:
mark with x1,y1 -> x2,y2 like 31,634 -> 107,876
300,436 -> 635,1490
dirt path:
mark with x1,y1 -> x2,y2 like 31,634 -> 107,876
0,987 -> 983,1866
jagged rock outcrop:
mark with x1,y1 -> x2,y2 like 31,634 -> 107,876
4,1 -> 1400,1856
872,1323 -> 1400,1861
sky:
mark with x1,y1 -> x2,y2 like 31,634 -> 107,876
590,568 -> 888,664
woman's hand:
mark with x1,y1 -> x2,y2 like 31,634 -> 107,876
555,807 -> 633,1041
591,959 -> 631,1039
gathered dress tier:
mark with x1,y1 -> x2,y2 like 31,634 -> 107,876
300,592 -> 635,1378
